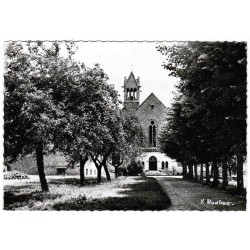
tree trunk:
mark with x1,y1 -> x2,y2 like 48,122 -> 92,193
36,141 -> 49,191
199,164 -> 203,182
212,161 -> 219,187
115,167 -> 118,178
103,161 -> 111,181
97,165 -> 102,183
188,164 -> 193,180
205,162 -> 210,184
222,156 -> 228,189
80,155 -> 88,186
91,155 -> 102,183
6,163 -> 11,171
236,153 -> 244,191
194,164 -> 198,181
182,162 -> 187,179
210,163 -> 214,179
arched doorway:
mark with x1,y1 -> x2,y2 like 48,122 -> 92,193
149,156 -> 157,170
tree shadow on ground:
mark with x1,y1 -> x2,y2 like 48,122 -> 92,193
53,177 -> 171,211
4,191 -> 62,210
4,177 -> 171,211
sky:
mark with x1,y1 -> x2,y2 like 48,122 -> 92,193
72,42 -> 179,108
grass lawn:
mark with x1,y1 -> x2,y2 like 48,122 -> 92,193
4,176 -> 171,211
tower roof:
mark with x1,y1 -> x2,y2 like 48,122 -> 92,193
124,71 -> 140,87
128,71 -> 135,81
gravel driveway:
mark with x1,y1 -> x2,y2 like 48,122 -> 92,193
154,177 -> 246,211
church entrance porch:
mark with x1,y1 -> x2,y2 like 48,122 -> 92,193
149,156 -> 157,170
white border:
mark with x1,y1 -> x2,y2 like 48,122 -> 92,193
0,1 -> 249,250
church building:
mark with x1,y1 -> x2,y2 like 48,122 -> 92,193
123,72 -> 178,173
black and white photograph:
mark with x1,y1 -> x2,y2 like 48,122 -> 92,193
0,1 -> 249,250
3,40 -> 247,211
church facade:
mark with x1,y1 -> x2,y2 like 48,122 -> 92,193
123,72 -> 179,173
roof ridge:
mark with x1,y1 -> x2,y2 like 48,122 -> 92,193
138,92 -> 166,109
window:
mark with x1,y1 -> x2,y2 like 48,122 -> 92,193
149,121 -> 156,147
151,104 -> 154,110
142,161 -> 145,167
90,169 -> 92,175
134,88 -> 137,99
162,161 -> 164,169
130,88 -> 133,100
126,88 -> 137,100
127,89 -> 129,100
94,170 -> 96,175
86,169 -> 88,175
165,161 -> 169,169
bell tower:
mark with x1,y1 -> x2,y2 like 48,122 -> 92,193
123,72 -> 141,112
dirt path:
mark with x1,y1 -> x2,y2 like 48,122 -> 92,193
154,177 -> 246,211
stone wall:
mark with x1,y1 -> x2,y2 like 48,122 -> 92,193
123,101 -> 139,113
135,93 -> 167,147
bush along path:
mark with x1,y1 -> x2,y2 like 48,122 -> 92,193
154,177 -> 246,211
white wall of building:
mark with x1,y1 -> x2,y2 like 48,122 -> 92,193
138,151 -> 178,172
84,161 -> 106,177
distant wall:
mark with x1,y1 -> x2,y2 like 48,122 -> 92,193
10,153 -> 76,175
10,154 -> 112,177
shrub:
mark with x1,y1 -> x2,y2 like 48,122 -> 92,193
69,195 -> 87,204
4,171 -> 30,180
145,170 -> 169,176
126,161 -> 143,176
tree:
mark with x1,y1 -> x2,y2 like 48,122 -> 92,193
52,62 -> 120,184
4,41 -> 78,191
113,113 -> 144,176
88,106 -> 144,182
157,42 -> 247,190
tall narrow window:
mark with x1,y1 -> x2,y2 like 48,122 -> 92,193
149,121 -> 156,147
134,88 -> 137,99
86,169 -> 88,175
162,161 -> 164,169
165,161 -> 169,169
130,88 -> 133,100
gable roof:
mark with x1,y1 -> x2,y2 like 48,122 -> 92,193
138,92 -> 166,109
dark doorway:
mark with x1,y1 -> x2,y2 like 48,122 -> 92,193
149,156 -> 157,170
